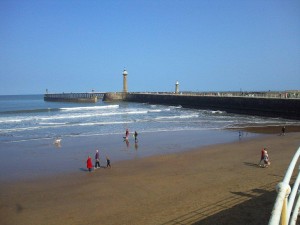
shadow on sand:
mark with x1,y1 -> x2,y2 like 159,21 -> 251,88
79,166 -> 108,172
243,162 -> 261,168
79,168 -> 89,172
161,181 -> 279,225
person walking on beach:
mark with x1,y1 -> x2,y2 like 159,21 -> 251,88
95,150 -> 100,169
134,131 -> 138,143
87,156 -> 93,172
258,148 -> 267,167
106,155 -> 111,168
281,126 -> 286,136
125,128 -> 129,140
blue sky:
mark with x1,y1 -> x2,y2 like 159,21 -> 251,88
1,0 -> 299,95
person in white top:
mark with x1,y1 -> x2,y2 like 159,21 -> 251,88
263,150 -> 271,168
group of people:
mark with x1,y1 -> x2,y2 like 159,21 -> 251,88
124,129 -> 138,143
124,129 -> 139,150
86,149 -> 111,172
258,147 -> 271,168
86,129 -> 138,172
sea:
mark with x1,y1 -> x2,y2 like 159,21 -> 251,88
0,94 -> 297,144
0,94 -> 298,181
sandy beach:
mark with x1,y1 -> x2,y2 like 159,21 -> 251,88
1,127 -> 300,225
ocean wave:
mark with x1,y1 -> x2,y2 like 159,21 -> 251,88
148,109 -> 171,113
0,118 -> 25,123
0,105 -> 120,117
2,137 -> 54,143
202,110 -> 226,115
170,105 -> 182,109
0,109 -> 157,124
77,121 -> 133,126
39,122 -> 67,125
0,107 -> 60,115
60,105 -> 119,111
40,111 -> 149,121
0,120 -> 135,133
0,126 -> 45,133
154,114 -> 199,120
211,110 -> 225,114
148,109 -> 162,113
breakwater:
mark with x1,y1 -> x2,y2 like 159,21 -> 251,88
44,93 -> 104,103
103,92 -> 300,120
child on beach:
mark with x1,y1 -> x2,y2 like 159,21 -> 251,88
87,156 -> 93,172
134,131 -> 138,143
106,156 -> 111,168
95,150 -> 100,169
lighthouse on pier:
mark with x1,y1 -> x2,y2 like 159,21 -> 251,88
123,69 -> 128,93
175,81 -> 179,94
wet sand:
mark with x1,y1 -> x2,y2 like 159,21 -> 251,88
228,124 -> 300,134
0,129 -> 255,182
1,128 -> 300,225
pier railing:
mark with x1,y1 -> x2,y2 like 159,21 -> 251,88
269,146 -> 300,225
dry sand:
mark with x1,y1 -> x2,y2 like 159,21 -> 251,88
1,129 -> 300,225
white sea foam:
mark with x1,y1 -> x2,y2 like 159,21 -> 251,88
77,121 -> 133,126
39,122 -> 67,125
148,109 -> 171,113
4,137 -> 54,143
148,109 -> 162,113
0,118 -> 23,123
0,126 -> 45,133
170,105 -> 182,109
127,110 -> 148,114
60,105 -> 119,111
0,120 -> 135,133
0,106 -> 168,124
211,110 -> 224,114
39,110 -> 150,121
154,114 -> 199,120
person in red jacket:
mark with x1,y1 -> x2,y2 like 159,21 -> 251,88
87,156 -> 93,172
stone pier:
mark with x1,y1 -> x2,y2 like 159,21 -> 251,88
44,92 -> 104,103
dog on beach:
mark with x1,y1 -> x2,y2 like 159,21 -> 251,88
54,138 -> 62,147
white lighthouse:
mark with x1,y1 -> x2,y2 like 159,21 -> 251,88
123,69 -> 128,93
175,81 -> 179,94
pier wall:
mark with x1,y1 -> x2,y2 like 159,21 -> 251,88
103,92 -> 300,120
102,92 -> 126,101
44,93 -> 102,103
